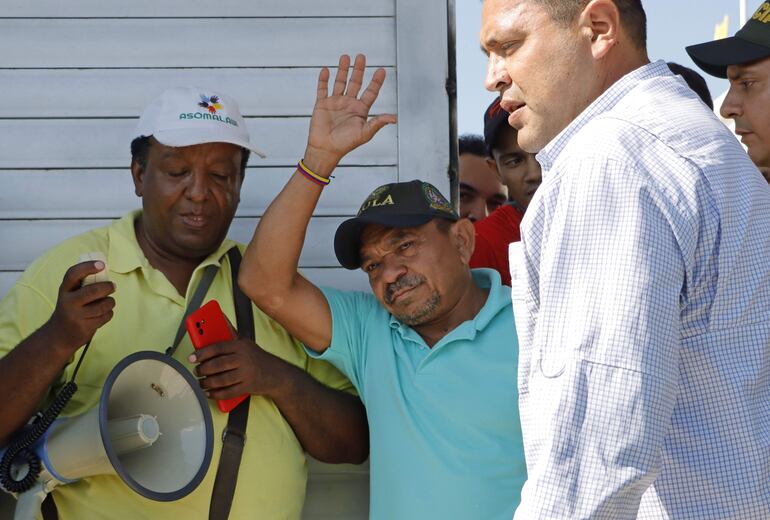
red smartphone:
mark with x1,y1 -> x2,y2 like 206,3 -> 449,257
185,300 -> 248,413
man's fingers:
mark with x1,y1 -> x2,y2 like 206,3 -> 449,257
360,67 -> 387,108
199,370 -> 240,392
81,296 -> 116,319
206,383 -> 246,401
345,54 -> 366,98
60,261 -> 108,293
316,67 -> 330,101
332,54 -> 351,97
189,340 -> 235,364
195,351 -> 240,377
74,280 -> 116,305
364,114 -> 397,141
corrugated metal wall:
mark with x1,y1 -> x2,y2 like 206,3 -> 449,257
0,0 -> 452,298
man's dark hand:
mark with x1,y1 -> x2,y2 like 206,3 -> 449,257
45,260 -> 116,354
191,338 -> 288,401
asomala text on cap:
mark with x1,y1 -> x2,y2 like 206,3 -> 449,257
133,86 -> 266,158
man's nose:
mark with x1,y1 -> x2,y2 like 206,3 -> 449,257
720,85 -> 743,120
380,254 -> 407,284
485,54 -> 510,93
186,171 -> 210,201
524,157 -> 543,183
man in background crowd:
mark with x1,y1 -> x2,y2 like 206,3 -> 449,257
458,134 -> 508,222
470,97 -> 542,285
687,2 -> 770,182
482,0 -> 770,517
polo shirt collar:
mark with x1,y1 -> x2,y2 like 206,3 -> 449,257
388,268 -> 509,343
536,60 -> 670,174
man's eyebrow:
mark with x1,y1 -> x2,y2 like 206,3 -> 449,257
386,229 -> 412,245
459,182 -> 480,195
480,44 -> 491,57
727,67 -> 750,81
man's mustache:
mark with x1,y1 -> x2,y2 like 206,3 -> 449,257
384,274 -> 425,304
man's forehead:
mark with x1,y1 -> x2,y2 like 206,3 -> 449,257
360,224 -> 418,246
481,0 -> 541,47
150,140 -> 242,163
727,58 -> 770,80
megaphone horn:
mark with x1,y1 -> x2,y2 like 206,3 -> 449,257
2,350 -> 214,519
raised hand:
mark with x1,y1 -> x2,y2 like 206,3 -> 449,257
304,54 -> 397,173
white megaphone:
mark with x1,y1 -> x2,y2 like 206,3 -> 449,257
0,351 -> 214,520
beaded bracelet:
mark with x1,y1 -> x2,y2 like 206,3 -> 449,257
297,159 -> 331,187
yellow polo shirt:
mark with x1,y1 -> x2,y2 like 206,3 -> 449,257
0,210 -> 354,520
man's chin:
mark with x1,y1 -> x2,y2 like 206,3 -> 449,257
516,128 -> 546,155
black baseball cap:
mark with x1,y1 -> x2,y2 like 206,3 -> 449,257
483,97 -> 511,155
334,180 -> 458,270
686,3 -> 770,78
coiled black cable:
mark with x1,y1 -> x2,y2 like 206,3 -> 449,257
0,339 -> 91,493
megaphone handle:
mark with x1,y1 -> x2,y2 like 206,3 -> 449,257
14,482 -> 48,520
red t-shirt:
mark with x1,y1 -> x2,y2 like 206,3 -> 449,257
469,204 -> 523,286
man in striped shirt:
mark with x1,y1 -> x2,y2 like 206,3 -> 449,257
481,0 -> 770,517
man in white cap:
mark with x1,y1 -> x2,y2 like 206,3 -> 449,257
687,1 -> 770,182
0,87 -> 367,519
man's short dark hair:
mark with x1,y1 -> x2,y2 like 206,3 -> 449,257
459,134 -> 487,158
530,0 -> 647,50
130,136 -> 251,176
667,62 -> 714,110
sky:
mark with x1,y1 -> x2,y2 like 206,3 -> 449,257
456,1 -> 747,135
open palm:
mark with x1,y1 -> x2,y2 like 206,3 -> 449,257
306,54 -> 396,166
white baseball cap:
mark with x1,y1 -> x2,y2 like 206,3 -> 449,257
133,86 -> 266,158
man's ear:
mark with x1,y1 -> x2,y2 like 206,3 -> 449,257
579,0 -> 621,60
451,219 -> 476,265
486,157 -> 504,183
130,159 -> 145,198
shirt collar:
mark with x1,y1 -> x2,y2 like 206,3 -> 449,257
536,60 -> 670,174
108,209 -> 238,275
388,268 -> 510,340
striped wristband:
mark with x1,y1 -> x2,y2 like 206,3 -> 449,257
297,159 -> 331,187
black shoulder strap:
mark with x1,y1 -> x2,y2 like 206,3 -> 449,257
41,492 -> 58,520
209,247 -> 252,520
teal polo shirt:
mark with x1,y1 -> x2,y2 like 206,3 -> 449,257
311,269 -> 526,520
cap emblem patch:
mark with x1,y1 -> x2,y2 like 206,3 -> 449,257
198,94 -> 223,114
422,183 -> 453,213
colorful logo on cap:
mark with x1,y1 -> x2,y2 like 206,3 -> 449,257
422,183 -> 453,214
198,94 -> 223,114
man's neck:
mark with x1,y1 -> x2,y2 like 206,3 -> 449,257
413,275 -> 489,348
134,218 -> 203,296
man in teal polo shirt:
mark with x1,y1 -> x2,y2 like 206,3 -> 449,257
239,54 -> 526,519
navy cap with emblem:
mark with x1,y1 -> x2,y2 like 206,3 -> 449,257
687,2 -> 770,78
334,180 -> 459,270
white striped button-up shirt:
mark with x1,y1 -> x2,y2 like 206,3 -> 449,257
512,61 -> 770,519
